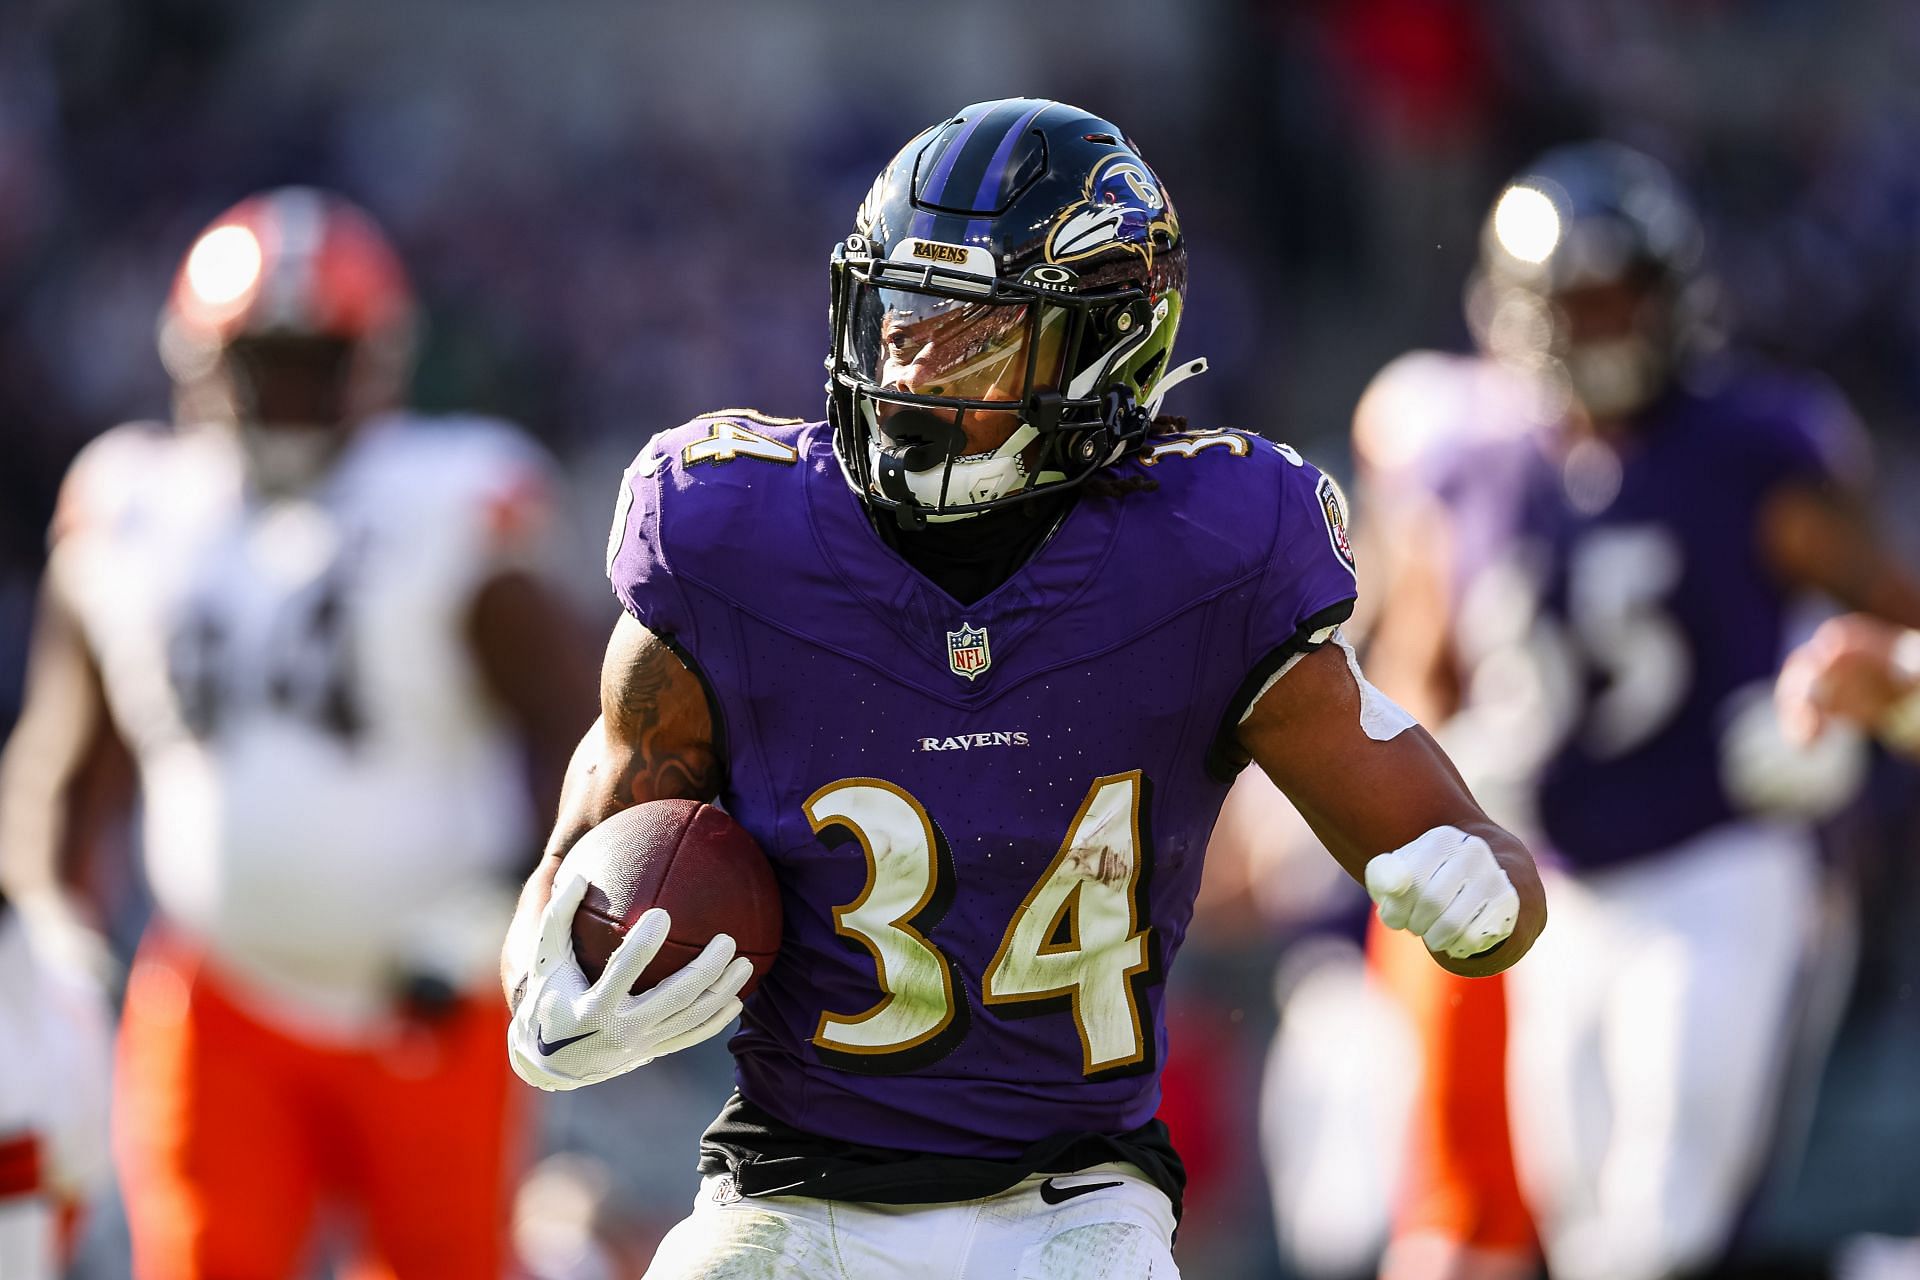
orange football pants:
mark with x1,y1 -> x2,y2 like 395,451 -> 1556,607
1369,918 -> 1535,1252
114,932 -> 521,1280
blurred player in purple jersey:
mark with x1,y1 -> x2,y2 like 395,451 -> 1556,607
499,99 -> 1546,1278
1352,144 -> 1920,1280
1230,349 -> 1552,1280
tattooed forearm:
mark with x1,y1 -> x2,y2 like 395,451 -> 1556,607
508,615 -> 723,997
538,615 -> 721,861
604,625 -> 723,804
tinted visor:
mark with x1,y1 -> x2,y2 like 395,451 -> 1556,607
846,283 -> 1069,405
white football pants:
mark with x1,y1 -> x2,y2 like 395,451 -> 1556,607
1505,821 -> 1819,1280
642,1162 -> 1179,1279
1259,938 -> 1417,1279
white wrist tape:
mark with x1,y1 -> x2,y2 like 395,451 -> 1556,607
1237,628 -> 1417,744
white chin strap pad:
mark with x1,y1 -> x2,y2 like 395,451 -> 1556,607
865,345 -> 1212,518
874,422 -> 1038,514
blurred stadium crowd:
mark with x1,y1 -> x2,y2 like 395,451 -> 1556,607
5,0 -> 1920,1276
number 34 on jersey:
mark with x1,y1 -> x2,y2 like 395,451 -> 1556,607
803,771 -> 1157,1079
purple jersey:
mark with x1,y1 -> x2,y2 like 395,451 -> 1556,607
1438,367 -> 1854,869
608,413 -> 1356,1159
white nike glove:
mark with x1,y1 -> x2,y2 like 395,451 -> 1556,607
507,873 -> 754,1092
1720,682 -> 1867,819
1364,826 -> 1519,960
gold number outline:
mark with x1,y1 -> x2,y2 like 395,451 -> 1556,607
1138,429 -> 1252,466
681,414 -> 801,467
804,773 -> 1161,1080
803,777 -> 971,1074
981,770 -> 1158,1077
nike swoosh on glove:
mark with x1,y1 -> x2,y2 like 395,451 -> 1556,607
507,872 -> 754,1092
1364,826 -> 1519,961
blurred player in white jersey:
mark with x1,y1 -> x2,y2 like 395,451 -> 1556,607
0,188 -> 595,1278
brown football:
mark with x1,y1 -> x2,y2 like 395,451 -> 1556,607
565,799 -> 781,997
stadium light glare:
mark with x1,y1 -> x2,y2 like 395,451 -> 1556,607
185,225 -> 263,306
1493,185 -> 1561,266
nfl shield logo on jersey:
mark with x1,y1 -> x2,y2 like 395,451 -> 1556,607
947,624 -> 992,681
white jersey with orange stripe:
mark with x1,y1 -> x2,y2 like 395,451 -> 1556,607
50,412 -> 554,1035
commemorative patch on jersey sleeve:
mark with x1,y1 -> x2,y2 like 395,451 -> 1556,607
1316,473 -> 1356,575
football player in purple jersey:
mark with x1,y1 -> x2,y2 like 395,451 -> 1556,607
1349,144 -> 1920,1280
501,99 -> 1545,1278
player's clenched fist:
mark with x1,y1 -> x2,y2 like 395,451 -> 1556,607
1365,826 -> 1520,960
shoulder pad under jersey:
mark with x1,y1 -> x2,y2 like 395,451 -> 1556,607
605,409 -> 817,641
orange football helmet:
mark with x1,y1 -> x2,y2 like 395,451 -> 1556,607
158,188 -> 418,488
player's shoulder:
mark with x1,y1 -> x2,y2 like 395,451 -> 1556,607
343,410 -> 556,528
60,418 -> 173,492
1133,424 -> 1332,492
607,409 -> 822,594
1126,426 -> 1355,575
1354,352 -> 1535,467
1689,358 -> 1848,428
622,409 -> 820,525
52,420 -> 213,545
1680,357 -> 1866,482
353,410 -> 551,488
641,409 -> 817,483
